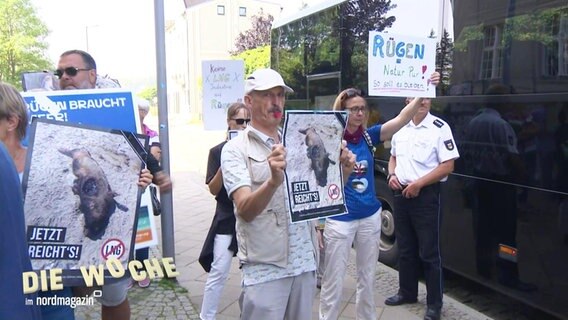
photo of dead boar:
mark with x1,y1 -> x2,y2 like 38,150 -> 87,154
59,148 -> 128,240
299,127 -> 337,187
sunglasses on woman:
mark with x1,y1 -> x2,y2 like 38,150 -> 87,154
54,67 -> 91,79
233,118 -> 250,125
341,88 -> 366,100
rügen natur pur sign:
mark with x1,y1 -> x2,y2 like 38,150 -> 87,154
368,32 -> 436,98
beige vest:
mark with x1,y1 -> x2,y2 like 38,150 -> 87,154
233,128 -> 289,268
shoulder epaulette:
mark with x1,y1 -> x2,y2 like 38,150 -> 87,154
433,119 -> 444,128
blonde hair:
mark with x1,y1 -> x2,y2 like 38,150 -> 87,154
332,88 -> 369,128
0,82 -> 28,140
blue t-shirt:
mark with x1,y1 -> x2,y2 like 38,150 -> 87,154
0,143 -> 42,320
331,125 -> 382,221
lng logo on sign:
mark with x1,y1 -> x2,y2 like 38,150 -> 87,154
328,184 -> 341,200
101,238 -> 126,260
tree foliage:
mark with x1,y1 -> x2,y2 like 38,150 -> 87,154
230,11 -> 273,56
232,45 -> 270,76
341,0 -> 397,45
270,0 -> 397,97
436,29 -> 453,95
138,86 -> 158,104
340,0 -> 397,88
0,0 -> 52,89
454,7 -> 568,52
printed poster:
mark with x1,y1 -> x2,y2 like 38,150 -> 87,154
22,119 -> 146,285
134,189 -> 159,250
282,111 -> 348,223
368,32 -> 436,97
202,60 -> 244,130
21,88 -> 139,134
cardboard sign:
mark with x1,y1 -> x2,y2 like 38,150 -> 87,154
368,32 -> 436,97
21,88 -> 139,133
282,111 -> 348,223
22,119 -> 146,285
202,60 -> 245,130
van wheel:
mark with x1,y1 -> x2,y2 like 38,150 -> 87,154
376,177 -> 399,267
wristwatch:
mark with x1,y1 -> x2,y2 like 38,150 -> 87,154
387,173 -> 396,181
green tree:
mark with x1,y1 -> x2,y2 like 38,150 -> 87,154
436,29 -> 453,95
0,0 -> 52,89
138,86 -> 158,104
232,46 -> 270,76
340,0 -> 397,88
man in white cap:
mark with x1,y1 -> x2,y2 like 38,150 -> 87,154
220,68 -> 355,319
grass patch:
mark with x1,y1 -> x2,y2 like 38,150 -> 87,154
157,278 -> 188,293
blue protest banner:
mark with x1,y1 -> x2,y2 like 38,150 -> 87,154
21,88 -> 140,133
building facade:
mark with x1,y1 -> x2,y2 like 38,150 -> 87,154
166,0 -> 283,122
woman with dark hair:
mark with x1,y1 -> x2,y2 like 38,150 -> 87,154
199,102 -> 250,320
319,73 -> 440,320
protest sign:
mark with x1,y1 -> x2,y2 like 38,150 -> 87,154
282,111 -> 348,223
21,88 -> 139,133
368,32 -> 436,97
202,60 -> 244,130
22,119 -> 146,285
134,190 -> 159,250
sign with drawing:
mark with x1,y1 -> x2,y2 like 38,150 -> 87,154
22,119 -> 145,285
282,111 -> 348,223
368,32 -> 436,97
202,60 -> 244,130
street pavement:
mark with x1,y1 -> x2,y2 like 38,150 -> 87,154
74,120 -> 492,320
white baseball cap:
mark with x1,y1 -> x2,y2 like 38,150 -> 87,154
244,69 -> 293,94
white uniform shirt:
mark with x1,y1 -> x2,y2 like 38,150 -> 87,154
391,112 -> 460,185
221,126 -> 316,287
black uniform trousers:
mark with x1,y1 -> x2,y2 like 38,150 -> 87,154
393,183 -> 443,309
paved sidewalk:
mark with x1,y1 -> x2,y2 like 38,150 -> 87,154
74,123 -> 492,320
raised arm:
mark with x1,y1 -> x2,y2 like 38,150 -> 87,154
380,97 -> 423,141
379,72 -> 440,141
224,144 -> 286,222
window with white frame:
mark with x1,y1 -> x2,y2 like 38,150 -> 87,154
217,5 -> 225,15
543,14 -> 568,77
480,25 -> 503,79
239,7 -> 247,17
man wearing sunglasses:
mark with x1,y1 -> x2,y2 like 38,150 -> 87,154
56,50 -> 97,90
54,49 -> 160,320
220,68 -> 356,320
56,50 -> 171,192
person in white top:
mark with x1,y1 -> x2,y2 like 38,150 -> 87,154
384,97 -> 459,320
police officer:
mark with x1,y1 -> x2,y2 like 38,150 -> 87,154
384,97 -> 460,320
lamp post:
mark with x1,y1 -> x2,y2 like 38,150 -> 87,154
85,25 -> 100,52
